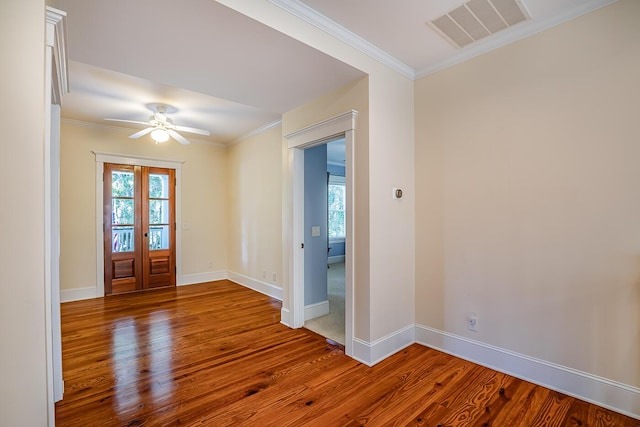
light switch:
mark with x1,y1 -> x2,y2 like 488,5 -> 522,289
183,223 -> 191,230
311,226 -> 321,237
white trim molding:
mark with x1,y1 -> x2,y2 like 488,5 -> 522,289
285,110 -> 358,149
346,322 -> 640,418
46,7 -> 69,105
328,255 -> 345,264
284,110 -> 357,359
45,6 -> 68,419
352,324 -> 415,367
281,308 -> 292,328
269,0 -> 414,80
179,271 -> 227,286
227,271 -> 283,301
270,0 -> 618,81
93,151 -> 185,169
60,287 -> 99,303
304,300 -> 329,321
230,120 -> 282,145
415,324 -> 640,420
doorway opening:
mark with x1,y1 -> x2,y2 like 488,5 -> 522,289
303,139 -> 346,345
284,110 -> 357,357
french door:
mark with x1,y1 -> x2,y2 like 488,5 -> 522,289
103,163 -> 176,295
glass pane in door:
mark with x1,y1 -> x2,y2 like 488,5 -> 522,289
111,170 -> 136,253
149,174 -> 169,198
148,172 -> 170,251
112,226 -> 135,252
148,200 -> 169,224
112,171 -> 134,197
148,225 -> 169,250
112,199 -> 134,224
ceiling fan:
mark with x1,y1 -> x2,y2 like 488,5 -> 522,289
105,103 -> 210,144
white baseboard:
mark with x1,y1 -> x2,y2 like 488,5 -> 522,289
304,300 -> 329,320
415,324 -> 640,420
178,270 -> 227,286
328,255 -> 345,264
60,286 -> 99,303
60,270 -> 278,301
352,324 -> 415,367
227,271 -> 283,301
281,308 -> 291,327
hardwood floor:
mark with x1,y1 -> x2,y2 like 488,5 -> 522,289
56,281 -> 638,426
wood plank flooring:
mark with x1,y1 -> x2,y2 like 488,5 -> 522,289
56,280 -> 639,426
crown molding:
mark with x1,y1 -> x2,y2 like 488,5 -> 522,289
270,0 -> 618,82
61,118 -> 227,147
269,0 -> 415,80
416,0 -> 619,78
46,7 -> 69,105
230,120 -> 282,146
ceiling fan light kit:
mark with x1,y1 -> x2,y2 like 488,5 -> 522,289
150,128 -> 170,143
105,103 -> 210,145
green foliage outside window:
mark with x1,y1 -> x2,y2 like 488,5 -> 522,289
328,183 -> 346,238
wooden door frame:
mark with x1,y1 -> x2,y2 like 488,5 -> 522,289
142,166 -> 177,290
94,152 -> 183,297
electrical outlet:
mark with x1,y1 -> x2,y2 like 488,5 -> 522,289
207,261 -> 212,269
262,270 -> 266,279
272,272 -> 276,281
467,313 -> 478,332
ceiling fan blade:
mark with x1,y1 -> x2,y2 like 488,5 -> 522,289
129,127 -> 154,139
174,125 -> 210,136
168,129 -> 190,145
105,118 -> 150,126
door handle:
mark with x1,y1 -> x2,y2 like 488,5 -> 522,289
144,232 -> 148,237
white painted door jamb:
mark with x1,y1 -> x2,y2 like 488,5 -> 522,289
45,7 -> 68,426
283,110 -> 357,357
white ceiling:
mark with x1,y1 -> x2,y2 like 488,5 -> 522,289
52,0 -> 616,145
52,0 -> 365,144
63,60 -> 282,144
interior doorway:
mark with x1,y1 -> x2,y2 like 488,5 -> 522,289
304,138 -> 347,345
284,110 -> 357,357
103,163 -> 176,295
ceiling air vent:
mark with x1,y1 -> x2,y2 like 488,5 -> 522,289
427,0 -> 530,48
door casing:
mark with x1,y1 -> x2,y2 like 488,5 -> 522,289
283,110 -> 357,358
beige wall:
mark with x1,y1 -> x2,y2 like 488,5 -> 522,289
227,124 -> 283,285
60,123 -> 228,291
283,73 -> 415,341
0,1 -> 49,424
221,0 -> 416,343
367,70 -> 415,340
415,0 -> 640,387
